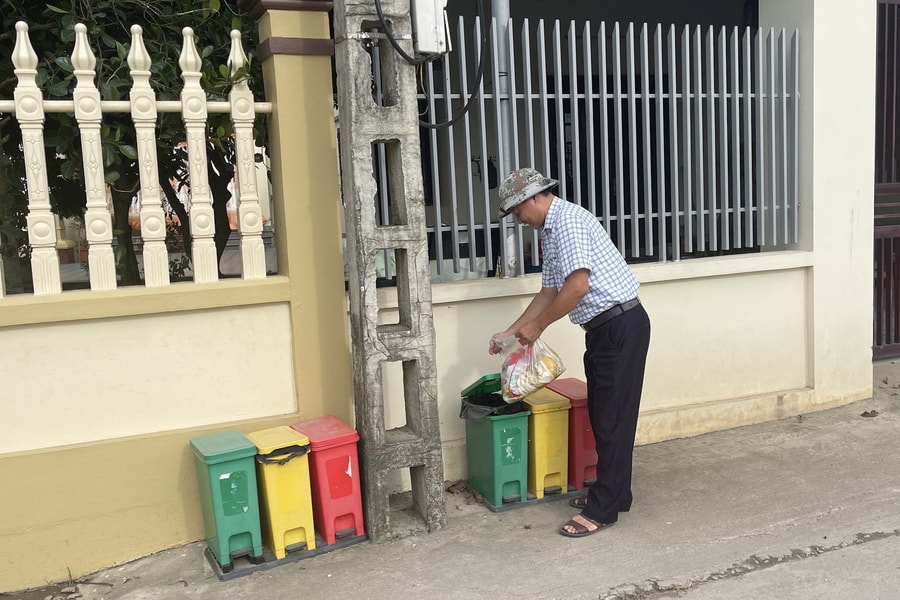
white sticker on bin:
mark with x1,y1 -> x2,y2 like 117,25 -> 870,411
345,457 -> 352,478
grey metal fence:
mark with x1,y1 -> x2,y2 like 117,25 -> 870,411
371,17 -> 799,280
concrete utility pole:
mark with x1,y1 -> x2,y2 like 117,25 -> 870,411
333,0 -> 446,540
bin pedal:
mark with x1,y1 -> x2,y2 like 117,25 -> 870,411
543,485 -> 562,495
583,477 -> 597,487
501,494 -> 521,503
335,527 -> 357,540
285,541 -> 308,553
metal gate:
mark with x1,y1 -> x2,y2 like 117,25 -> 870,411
875,0 -> 900,358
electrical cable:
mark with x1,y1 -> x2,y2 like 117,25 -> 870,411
372,0 -> 488,130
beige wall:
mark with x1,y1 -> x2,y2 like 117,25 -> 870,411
1,304 -> 296,454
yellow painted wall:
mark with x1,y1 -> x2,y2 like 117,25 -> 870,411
0,415 -> 299,592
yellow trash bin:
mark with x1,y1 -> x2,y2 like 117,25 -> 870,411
523,388 -> 571,499
246,426 -> 316,559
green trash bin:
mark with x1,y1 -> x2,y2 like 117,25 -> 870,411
190,431 -> 264,572
461,373 -> 530,508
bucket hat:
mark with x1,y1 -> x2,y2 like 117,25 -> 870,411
498,168 -> 559,216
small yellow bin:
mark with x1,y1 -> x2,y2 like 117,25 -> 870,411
246,426 -> 316,559
523,388 -> 571,499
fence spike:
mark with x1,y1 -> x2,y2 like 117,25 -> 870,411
71,23 -> 97,74
179,27 -> 203,77
127,24 -> 152,73
11,21 -> 38,72
228,30 -> 249,87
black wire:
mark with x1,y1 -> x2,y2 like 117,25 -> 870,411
372,0 -> 488,130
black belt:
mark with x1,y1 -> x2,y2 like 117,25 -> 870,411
581,298 -> 641,331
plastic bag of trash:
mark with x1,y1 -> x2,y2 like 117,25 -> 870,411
495,336 -> 565,402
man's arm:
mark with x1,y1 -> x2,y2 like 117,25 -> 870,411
515,268 -> 589,345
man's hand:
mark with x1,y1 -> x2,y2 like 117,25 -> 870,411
515,320 -> 544,346
489,332 -> 514,355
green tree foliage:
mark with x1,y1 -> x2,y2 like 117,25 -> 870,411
0,0 -> 266,285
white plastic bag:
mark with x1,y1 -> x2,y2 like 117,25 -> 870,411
495,336 -> 565,402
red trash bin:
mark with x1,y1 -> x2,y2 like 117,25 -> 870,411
546,378 -> 597,491
290,416 -> 365,544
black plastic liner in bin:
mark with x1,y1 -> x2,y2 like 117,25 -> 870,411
459,393 -> 527,420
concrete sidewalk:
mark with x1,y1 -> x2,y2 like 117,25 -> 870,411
8,361 -> 900,600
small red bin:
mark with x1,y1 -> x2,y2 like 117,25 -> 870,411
546,378 -> 597,490
290,416 -> 365,544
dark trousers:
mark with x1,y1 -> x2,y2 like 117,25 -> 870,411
581,303 -> 651,524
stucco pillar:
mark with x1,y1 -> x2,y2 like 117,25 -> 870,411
239,0 -> 352,422
760,0 -> 875,400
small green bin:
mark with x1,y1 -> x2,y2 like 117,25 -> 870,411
190,431 -> 264,571
461,373 -> 530,507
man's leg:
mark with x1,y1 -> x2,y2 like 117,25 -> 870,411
581,306 -> 651,525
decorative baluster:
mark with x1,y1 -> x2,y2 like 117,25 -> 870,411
179,27 -> 218,283
228,30 -> 266,280
72,23 -> 116,290
128,25 -> 169,287
12,22 -> 62,295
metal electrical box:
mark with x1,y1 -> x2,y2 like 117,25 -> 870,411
410,0 -> 451,55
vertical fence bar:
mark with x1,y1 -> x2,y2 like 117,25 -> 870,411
742,28 -> 754,247
729,27 -> 742,249
72,24 -> 117,290
445,18 -> 462,270
667,25 -> 681,260
626,23 -> 640,258
506,17 -> 525,273
653,24 -> 667,261
490,18 -> 509,274
179,27 -> 218,282
552,21 -> 566,200
791,29 -> 799,242
754,27 -> 767,245
778,28 -> 789,244
11,22 -> 62,295
460,17 -> 478,272
767,28 -> 778,245
583,22 -> 598,217
475,16 -> 492,271
568,21 -> 583,208
640,23 -> 654,257
693,26 -> 706,252
612,22 -> 627,253
523,19 -> 541,265
228,30 -> 266,280
128,25 -> 170,287
599,22 -> 613,236
718,26 -> 730,250
705,26 -> 718,252
538,20 -> 552,185
681,25 -> 694,254
424,58 -> 444,273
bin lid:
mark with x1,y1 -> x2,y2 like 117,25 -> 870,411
246,426 -> 310,455
461,373 -> 501,398
546,378 -> 588,407
291,415 -> 359,451
523,388 -> 571,412
190,431 -> 257,465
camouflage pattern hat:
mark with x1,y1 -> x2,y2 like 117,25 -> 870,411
498,168 -> 558,216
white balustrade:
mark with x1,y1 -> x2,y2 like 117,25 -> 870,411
228,30 -> 266,280
179,27 -> 218,283
128,25 -> 170,287
3,21 -> 275,297
12,22 -> 62,295
72,23 -> 117,290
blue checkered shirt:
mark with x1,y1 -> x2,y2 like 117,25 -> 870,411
540,197 -> 640,325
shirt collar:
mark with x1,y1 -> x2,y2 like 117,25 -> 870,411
541,196 -> 561,234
